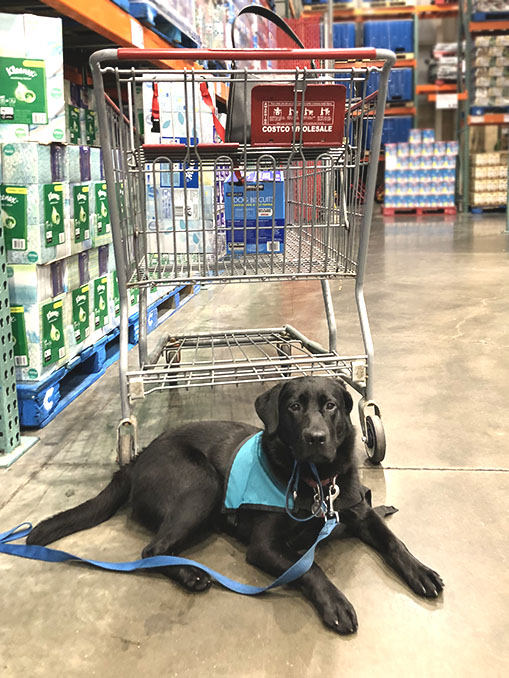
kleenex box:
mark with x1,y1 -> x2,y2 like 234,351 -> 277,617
1,141 -> 66,184
224,171 -> 285,254
1,182 -> 69,263
8,262 -> 69,381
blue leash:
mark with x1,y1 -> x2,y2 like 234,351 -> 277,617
0,518 -> 337,595
0,461 -> 338,595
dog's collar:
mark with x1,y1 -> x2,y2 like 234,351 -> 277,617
301,474 -> 337,489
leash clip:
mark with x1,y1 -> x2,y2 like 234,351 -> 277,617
327,482 -> 340,523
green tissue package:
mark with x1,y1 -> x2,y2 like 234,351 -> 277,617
8,263 -> 69,381
1,182 -> 70,264
0,13 -> 65,143
68,182 -> 93,255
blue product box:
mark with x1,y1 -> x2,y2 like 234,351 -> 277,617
421,129 -> 435,142
409,128 -> 422,144
446,141 -> 459,156
434,142 -> 447,156
397,143 -> 410,157
409,143 -> 421,157
421,141 -> 434,157
224,171 -> 285,254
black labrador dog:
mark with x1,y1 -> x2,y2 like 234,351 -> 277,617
27,377 -> 443,634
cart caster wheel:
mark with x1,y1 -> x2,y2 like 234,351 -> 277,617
117,418 -> 138,466
118,434 -> 133,466
364,414 -> 386,464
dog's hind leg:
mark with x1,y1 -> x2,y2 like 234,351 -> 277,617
141,478 -> 221,593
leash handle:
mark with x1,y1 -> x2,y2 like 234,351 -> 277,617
0,519 -> 337,596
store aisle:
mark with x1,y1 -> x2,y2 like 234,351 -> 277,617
1,214 -> 508,678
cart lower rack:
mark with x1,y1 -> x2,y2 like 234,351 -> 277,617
128,326 -> 368,398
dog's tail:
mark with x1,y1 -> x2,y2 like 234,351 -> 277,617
26,467 -> 131,546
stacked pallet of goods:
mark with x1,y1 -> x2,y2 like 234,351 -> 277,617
472,34 -> 509,112
0,13 -> 173,427
384,129 -> 458,214
470,151 -> 508,209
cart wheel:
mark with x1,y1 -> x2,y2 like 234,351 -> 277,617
364,414 -> 386,464
118,433 -> 133,466
117,419 -> 137,466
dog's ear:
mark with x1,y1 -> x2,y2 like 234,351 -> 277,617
331,379 -> 353,414
342,388 -> 353,414
255,383 -> 284,435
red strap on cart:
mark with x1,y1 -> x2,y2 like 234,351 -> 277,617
199,82 -> 225,142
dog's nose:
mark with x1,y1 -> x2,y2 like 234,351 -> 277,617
304,430 -> 326,446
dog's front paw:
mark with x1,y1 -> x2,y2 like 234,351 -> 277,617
405,561 -> 444,598
174,565 -> 213,593
317,587 -> 358,635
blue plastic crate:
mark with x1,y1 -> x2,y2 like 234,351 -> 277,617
367,68 -> 413,102
364,115 -> 413,148
363,20 -> 414,54
332,22 -> 356,48
382,116 -> 413,145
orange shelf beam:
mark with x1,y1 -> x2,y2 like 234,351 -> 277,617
385,106 -> 416,115
416,83 -> 458,93
469,113 -> 509,125
416,4 -> 459,18
470,20 -> 509,32
40,0 -> 196,70
336,58 -> 416,69
304,4 -> 458,21
428,92 -> 467,101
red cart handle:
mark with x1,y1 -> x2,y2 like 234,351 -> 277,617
117,48 -> 378,62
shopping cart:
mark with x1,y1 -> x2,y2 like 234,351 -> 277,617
89,47 -> 395,466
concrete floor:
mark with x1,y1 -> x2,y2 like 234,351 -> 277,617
1,213 -> 509,677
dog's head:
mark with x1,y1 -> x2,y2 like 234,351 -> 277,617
255,377 -> 354,468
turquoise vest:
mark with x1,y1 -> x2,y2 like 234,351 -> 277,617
224,432 -> 293,512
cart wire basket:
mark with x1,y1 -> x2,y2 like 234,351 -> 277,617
90,47 -> 395,465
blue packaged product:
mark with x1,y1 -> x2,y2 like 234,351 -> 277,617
409,128 -> 421,144
434,142 -> 447,156
224,171 -> 285,254
421,129 -> 435,142
397,142 -> 410,157
409,143 -> 421,157
446,141 -> 459,156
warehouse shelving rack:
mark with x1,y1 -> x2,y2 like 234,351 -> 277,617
457,0 -> 509,221
303,3 -> 461,130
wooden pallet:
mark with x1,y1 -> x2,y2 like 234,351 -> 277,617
382,206 -> 457,216
361,0 -> 412,7
470,205 -> 506,214
472,10 -> 509,21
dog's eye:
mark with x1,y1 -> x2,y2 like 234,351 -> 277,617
325,402 -> 336,410
288,403 -> 301,412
